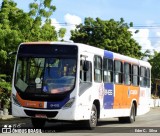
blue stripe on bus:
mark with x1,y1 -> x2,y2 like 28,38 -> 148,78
103,50 -> 114,109
103,83 -> 114,109
104,50 -> 113,59
47,95 -> 70,109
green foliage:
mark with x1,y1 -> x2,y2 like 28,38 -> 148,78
71,17 -> 143,59
0,0 -> 60,76
29,0 -> 56,18
39,21 -> 57,41
58,28 -> 67,41
0,74 -> 11,109
0,0 -> 63,106
148,51 -> 160,80
27,0 -> 57,41
0,50 -> 7,60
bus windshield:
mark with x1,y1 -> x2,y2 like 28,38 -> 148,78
14,44 -> 77,95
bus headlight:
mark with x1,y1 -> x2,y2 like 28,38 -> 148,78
63,97 -> 75,109
12,94 -> 21,107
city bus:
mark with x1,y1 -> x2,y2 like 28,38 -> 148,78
12,42 -> 151,129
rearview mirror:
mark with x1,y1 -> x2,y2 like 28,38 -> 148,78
8,51 -> 17,56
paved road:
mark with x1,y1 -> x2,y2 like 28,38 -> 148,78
1,107 -> 160,136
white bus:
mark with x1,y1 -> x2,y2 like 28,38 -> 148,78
12,42 -> 151,129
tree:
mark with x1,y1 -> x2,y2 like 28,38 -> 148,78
148,51 -> 160,97
27,0 -> 57,41
0,0 -> 61,77
58,28 -> 67,41
0,0 -> 62,109
148,51 -> 160,80
0,0 -> 24,77
71,17 -> 143,59
0,74 -> 11,109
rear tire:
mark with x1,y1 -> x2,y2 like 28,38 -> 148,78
119,104 -> 135,123
127,103 -> 135,123
31,118 -> 46,128
85,104 -> 98,130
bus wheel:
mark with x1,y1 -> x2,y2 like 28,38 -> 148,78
31,118 -> 46,128
126,104 -> 136,123
85,104 -> 98,129
119,104 -> 135,123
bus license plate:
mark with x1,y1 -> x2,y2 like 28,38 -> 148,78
35,114 -> 47,118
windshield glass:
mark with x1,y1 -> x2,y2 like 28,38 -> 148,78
15,57 -> 76,94
14,44 -> 77,95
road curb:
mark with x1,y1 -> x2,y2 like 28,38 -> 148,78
0,115 -> 14,120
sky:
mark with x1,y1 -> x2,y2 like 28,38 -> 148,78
12,0 -> 160,53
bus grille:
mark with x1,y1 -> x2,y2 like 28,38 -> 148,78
24,109 -> 58,118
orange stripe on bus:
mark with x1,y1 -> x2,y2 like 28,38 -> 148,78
16,93 -> 44,109
113,85 -> 139,109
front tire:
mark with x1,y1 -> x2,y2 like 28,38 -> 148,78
85,104 -> 98,129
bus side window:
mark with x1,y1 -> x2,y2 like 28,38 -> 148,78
103,58 -> 113,83
132,65 -> 139,86
114,60 -> 123,84
146,68 -> 150,88
124,63 -> 131,85
140,66 -> 146,87
94,55 -> 102,82
80,60 -> 92,82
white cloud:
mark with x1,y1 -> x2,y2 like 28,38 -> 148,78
156,31 -> 160,37
150,25 -> 160,53
50,14 -> 82,41
153,31 -> 160,51
130,28 -> 153,53
131,21 -> 160,54
51,18 -> 61,31
154,41 -> 160,51
64,13 -> 82,40
64,13 -> 82,28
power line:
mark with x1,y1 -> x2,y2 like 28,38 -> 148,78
51,22 -> 160,27
134,37 -> 160,39
52,22 -> 77,26
132,26 -> 160,29
51,22 -> 160,29
133,25 -> 160,28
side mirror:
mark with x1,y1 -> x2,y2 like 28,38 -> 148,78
8,51 -> 17,56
